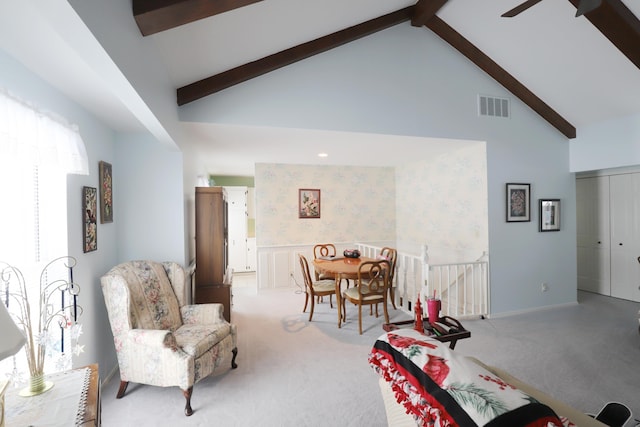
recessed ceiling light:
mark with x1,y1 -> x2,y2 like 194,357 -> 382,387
318,153 -> 328,158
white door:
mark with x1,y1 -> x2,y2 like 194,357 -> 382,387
576,176 -> 611,295
610,174 -> 640,302
246,237 -> 256,272
226,187 -> 248,273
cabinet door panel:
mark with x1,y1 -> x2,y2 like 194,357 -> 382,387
609,174 -> 640,302
225,187 -> 248,273
577,246 -> 611,295
576,176 -> 610,295
576,177 -> 609,248
610,249 -> 640,301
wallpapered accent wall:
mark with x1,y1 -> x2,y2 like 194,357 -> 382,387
395,143 -> 488,263
255,163 -> 396,247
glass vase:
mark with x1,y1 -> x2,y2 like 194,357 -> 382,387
19,373 -> 54,397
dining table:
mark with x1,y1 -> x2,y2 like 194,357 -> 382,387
312,256 -> 378,327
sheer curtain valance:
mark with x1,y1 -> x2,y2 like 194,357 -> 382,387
0,88 -> 89,175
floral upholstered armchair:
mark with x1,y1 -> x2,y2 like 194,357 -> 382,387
100,260 -> 238,416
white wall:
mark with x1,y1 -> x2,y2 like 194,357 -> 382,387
396,143 -> 488,263
570,113 -> 640,173
114,133 -> 185,264
255,163 -> 395,246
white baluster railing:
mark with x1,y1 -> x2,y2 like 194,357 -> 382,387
356,243 -> 489,319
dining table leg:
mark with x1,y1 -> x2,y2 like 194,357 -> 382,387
336,274 -> 343,328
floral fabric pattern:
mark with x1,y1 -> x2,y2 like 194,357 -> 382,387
100,261 -> 237,390
369,329 -> 567,427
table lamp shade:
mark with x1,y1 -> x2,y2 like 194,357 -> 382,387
0,302 -> 25,360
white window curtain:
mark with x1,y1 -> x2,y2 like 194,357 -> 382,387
0,88 -> 89,378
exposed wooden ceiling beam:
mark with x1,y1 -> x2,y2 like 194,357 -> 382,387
133,0 -> 263,36
411,0 -> 449,27
569,0 -> 640,70
177,7 -> 413,106
422,16 -> 576,139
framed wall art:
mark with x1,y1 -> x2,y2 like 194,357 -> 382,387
506,183 -> 530,222
83,186 -> 97,253
99,161 -> 113,223
299,189 -> 320,219
539,199 -> 560,232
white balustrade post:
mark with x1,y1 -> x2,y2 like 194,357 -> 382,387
421,244 -> 429,303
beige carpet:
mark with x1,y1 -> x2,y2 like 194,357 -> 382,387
101,283 -> 640,426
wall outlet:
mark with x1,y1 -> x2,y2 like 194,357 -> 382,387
541,283 -> 549,292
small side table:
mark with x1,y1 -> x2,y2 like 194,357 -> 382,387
383,316 -> 471,349
5,364 -> 101,426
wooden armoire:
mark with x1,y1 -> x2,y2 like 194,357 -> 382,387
194,186 -> 233,321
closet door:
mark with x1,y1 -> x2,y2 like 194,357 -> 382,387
610,173 -> 640,302
576,177 -> 611,295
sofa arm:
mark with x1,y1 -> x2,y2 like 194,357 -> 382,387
181,304 -> 226,325
127,329 -> 178,351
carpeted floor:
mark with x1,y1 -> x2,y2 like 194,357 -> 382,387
101,281 -> 640,426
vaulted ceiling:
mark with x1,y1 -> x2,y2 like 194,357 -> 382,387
1,0 -> 640,175
134,0 -> 640,140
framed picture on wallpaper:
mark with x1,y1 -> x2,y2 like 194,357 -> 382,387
83,186 -> 97,253
99,161 -> 113,223
299,189 -> 320,219
539,199 -> 560,232
506,183 -> 530,222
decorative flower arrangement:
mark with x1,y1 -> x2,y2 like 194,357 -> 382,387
300,192 -> 318,217
0,257 -> 83,395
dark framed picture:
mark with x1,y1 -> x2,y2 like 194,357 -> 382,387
539,199 -> 560,232
83,186 -> 97,253
299,189 -> 320,219
506,183 -> 530,222
99,161 -> 113,223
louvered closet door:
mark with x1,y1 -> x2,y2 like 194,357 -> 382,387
576,176 -> 610,295
609,173 -> 640,302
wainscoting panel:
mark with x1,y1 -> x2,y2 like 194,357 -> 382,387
256,242 -> 394,291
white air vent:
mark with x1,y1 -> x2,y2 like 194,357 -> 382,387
478,95 -> 510,118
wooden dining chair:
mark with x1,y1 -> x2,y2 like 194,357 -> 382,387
313,243 -> 349,294
380,247 -> 398,309
313,243 -> 337,280
298,254 -> 336,321
340,259 -> 390,334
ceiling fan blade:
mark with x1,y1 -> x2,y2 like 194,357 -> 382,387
575,0 -> 602,17
501,0 -> 543,17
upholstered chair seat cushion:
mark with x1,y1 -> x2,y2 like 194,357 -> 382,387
312,279 -> 336,293
174,323 -> 232,358
343,284 -> 380,301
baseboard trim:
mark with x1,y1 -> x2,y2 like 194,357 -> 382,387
487,301 -> 578,319
101,364 -> 119,386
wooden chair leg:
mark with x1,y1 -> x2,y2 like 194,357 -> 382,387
340,297 -> 346,328
309,294 -> 316,321
183,387 -> 193,416
116,381 -> 129,398
231,347 -> 238,369
302,291 -> 309,313
389,287 -> 397,309
303,292 -> 309,313
358,304 -> 363,335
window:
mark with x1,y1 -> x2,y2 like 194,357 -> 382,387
0,89 -> 88,378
